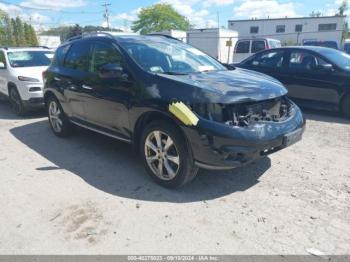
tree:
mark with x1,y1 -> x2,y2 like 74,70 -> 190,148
132,3 -> 191,34
29,25 -> 38,46
309,10 -> 322,17
337,0 -> 348,16
15,17 -> 26,46
66,24 -> 82,39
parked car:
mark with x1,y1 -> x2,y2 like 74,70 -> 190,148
303,40 -> 339,49
344,41 -> 350,54
0,47 -> 54,115
235,46 -> 350,118
43,33 -> 305,188
233,38 -> 281,63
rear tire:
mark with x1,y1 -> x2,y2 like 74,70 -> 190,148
140,120 -> 198,188
9,87 -> 26,116
341,94 -> 350,119
47,96 -> 73,137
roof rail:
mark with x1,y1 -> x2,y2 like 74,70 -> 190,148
65,31 -> 115,43
147,33 -> 181,42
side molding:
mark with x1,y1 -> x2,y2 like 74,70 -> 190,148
169,102 -> 199,126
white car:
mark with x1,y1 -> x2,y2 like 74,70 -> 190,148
0,47 -> 54,115
233,38 -> 281,63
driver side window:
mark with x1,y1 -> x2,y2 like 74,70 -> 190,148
90,42 -> 123,73
251,50 -> 285,68
289,51 -> 327,71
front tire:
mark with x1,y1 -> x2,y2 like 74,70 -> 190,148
47,96 -> 73,137
341,94 -> 350,119
9,87 -> 26,116
140,120 -> 198,188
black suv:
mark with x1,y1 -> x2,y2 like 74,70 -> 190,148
43,32 -> 305,188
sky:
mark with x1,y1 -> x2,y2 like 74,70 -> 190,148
0,0 -> 346,31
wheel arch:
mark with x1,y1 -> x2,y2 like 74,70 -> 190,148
132,110 -> 188,151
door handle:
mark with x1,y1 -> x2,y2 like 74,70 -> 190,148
82,84 -> 93,90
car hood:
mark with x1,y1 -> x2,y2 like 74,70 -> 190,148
11,66 -> 48,83
154,68 -> 287,104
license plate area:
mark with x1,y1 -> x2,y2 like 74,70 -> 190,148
283,128 -> 303,147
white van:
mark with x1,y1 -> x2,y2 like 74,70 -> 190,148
233,38 -> 281,63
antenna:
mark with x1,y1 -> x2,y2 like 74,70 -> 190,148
102,2 -> 111,30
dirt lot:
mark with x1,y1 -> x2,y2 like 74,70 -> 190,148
0,100 -> 349,255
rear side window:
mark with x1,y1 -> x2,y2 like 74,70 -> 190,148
235,41 -> 250,54
64,42 -> 92,71
53,44 -> 70,66
0,51 -> 6,68
252,40 -> 266,53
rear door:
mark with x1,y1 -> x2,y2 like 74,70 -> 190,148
58,41 -> 92,120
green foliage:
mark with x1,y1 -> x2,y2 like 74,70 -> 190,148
309,11 -> 322,17
337,0 -> 348,16
41,25 -> 123,41
0,9 -> 38,47
132,3 -> 191,34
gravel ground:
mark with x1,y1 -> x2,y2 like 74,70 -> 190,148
0,100 -> 349,255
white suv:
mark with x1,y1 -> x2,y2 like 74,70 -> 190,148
0,47 -> 54,115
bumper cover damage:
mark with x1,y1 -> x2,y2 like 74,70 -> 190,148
181,98 -> 305,170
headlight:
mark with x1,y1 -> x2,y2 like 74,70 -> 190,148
18,76 -> 40,82
191,103 -> 224,122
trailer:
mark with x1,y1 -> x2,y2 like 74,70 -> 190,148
149,30 -> 187,42
187,28 -> 238,64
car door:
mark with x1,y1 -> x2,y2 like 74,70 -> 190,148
58,41 -> 93,120
82,40 -> 133,138
285,49 -> 341,106
240,49 -> 290,84
0,51 -> 8,95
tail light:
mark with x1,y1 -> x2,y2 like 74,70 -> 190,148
42,71 -> 48,84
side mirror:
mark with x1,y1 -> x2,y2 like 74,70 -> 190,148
98,63 -> 124,79
319,63 -> 334,71
0,62 -> 6,69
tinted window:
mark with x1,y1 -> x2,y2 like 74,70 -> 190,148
90,42 -> 123,73
289,51 -> 327,71
250,50 -> 285,68
7,51 -> 54,68
0,51 -> 6,67
344,43 -> 350,54
252,40 -> 266,53
64,42 -> 91,71
53,44 -> 70,66
235,41 -> 250,54
250,26 -> 259,34
276,25 -> 285,33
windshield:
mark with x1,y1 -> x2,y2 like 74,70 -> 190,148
118,38 -> 226,74
7,51 -> 54,68
318,48 -> 350,71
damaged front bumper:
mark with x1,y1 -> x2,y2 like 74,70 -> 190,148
181,101 -> 305,170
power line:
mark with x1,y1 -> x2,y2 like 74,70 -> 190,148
102,2 -> 111,30
0,0 -> 103,14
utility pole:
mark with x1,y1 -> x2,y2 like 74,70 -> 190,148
102,2 -> 111,30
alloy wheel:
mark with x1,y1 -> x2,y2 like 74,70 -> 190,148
144,130 -> 180,180
48,100 -> 63,133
